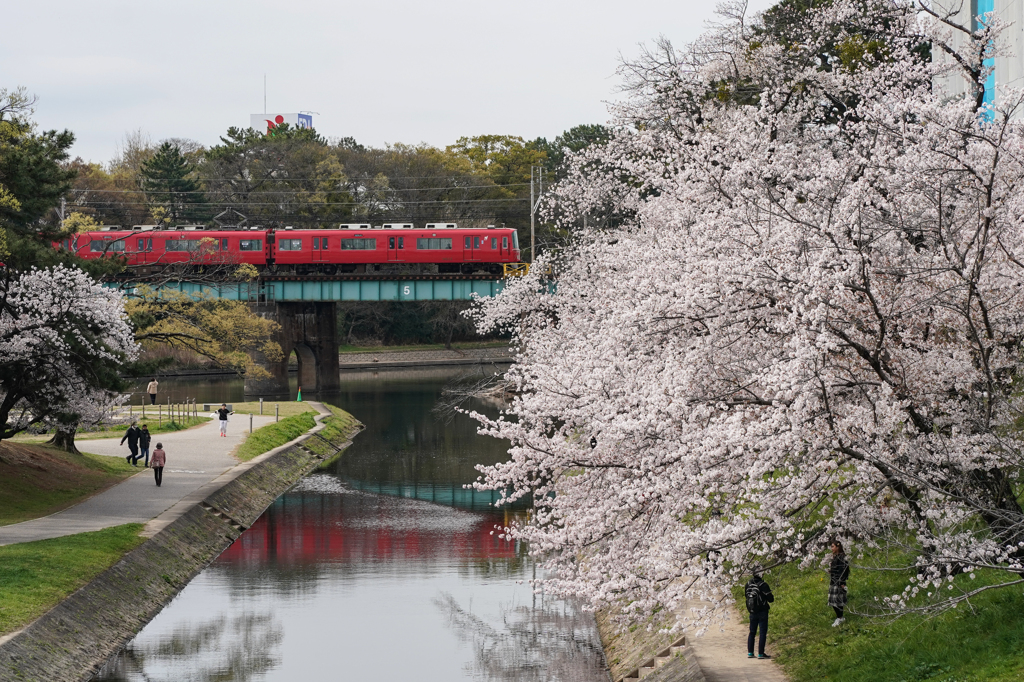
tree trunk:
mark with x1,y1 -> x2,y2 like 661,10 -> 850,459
48,426 -> 80,455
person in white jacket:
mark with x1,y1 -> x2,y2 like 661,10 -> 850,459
146,379 -> 159,405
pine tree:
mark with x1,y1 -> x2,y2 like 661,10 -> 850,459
140,142 -> 206,224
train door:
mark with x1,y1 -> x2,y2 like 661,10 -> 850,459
464,235 -> 482,261
312,235 -> 326,262
134,236 -> 153,264
387,234 -> 406,261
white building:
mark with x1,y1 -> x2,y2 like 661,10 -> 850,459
935,1 -> 1024,108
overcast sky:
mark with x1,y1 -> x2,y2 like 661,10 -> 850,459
4,0 -> 779,165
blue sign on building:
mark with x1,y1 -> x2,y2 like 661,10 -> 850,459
298,113 -> 313,129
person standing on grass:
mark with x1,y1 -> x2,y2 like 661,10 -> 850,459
151,442 -> 166,486
217,403 -> 231,437
139,424 -> 152,467
147,378 -> 159,405
745,567 -> 775,659
829,540 -> 851,627
120,422 -> 141,466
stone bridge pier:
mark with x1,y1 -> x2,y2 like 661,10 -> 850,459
244,302 -> 340,398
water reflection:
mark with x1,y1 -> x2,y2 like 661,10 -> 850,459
99,612 -> 283,682
96,367 -> 607,681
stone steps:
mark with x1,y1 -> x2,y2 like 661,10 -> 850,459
200,501 -> 247,532
618,635 -> 689,681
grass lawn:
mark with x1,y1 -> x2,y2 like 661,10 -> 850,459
0,524 -> 145,636
226,401 -> 317,418
338,340 -> 509,354
234,411 -> 317,462
756,559 -> 1024,682
11,416 -> 212,444
0,443 -> 137,526
233,404 -> 359,462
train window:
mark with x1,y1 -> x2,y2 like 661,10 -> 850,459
137,238 -> 145,251
166,239 -> 204,252
278,239 -> 303,251
322,237 -> 328,249
341,238 -> 377,250
464,236 -> 471,249
313,237 -> 320,250
474,236 -> 481,248
147,238 -> 153,251
90,239 -> 125,253
502,236 -> 508,249
398,237 -> 404,249
416,238 -> 453,250
221,238 -> 229,250
388,237 -> 395,249
239,239 -> 263,251
512,231 -> 519,249
490,237 -> 497,249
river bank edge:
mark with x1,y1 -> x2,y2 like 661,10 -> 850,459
594,609 -> 706,682
0,406 -> 362,682
130,345 -> 515,380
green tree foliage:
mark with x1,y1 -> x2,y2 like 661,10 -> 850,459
530,124 -> 611,178
334,142 -> 505,224
124,288 -> 283,377
202,124 -> 337,226
0,89 -> 123,275
140,141 -> 207,223
0,90 -> 76,238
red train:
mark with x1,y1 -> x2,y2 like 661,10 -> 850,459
60,222 -> 522,275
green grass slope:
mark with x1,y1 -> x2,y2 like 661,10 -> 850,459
758,561 -> 1024,682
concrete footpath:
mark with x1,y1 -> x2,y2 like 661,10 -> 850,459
685,605 -> 789,682
0,411 -> 277,546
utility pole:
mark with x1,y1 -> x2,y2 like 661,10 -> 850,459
530,166 -> 544,263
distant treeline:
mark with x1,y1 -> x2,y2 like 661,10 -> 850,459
64,124 -> 611,257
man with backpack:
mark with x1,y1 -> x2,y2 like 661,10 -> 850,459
745,568 -> 775,659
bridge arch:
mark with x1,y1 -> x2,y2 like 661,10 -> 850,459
244,302 -> 340,398
292,343 -> 318,392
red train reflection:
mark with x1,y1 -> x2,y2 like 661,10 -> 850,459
217,492 -> 520,566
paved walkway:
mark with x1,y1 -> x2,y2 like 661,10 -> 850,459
0,412 -> 277,546
685,604 -> 789,682
339,346 -> 511,369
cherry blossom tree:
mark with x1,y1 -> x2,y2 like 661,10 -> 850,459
471,0 -> 1024,622
0,265 -> 138,444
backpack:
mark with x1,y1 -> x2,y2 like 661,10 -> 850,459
745,581 -> 765,612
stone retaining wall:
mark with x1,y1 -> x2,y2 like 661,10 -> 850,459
597,609 -> 707,682
0,417 -> 360,682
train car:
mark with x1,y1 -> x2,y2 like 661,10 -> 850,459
61,223 -> 521,276
271,224 -> 521,275
68,227 -> 271,269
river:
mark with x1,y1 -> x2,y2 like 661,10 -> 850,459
94,368 -> 609,681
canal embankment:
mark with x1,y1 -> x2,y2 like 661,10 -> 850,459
127,345 -> 513,381
0,403 -> 361,682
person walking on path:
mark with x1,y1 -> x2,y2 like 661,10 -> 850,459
216,403 -> 231,437
745,568 -> 775,659
150,442 -> 166,486
829,540 -> 851,626
139,425 -> 152,467
147,378 -> 159,405
120,422 -> 141,466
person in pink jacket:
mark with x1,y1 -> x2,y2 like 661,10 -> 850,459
151,443 -> 166,487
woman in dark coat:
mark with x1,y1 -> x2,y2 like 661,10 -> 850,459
828,541 -> 850,626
